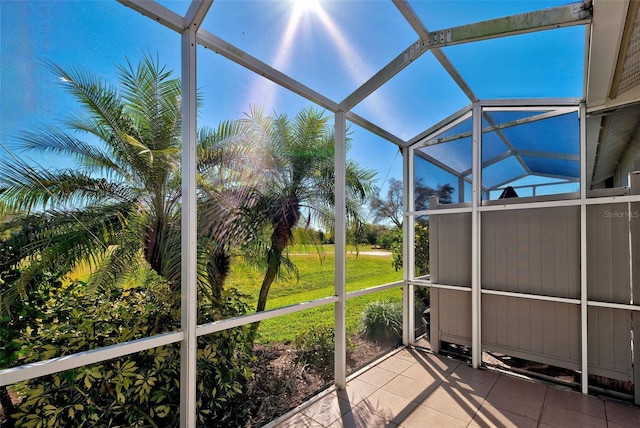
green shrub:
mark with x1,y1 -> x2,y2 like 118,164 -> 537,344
9,279 -> 255,427
361,300 -> 402,340
293,325 -> 335,372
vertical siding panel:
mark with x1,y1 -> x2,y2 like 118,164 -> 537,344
482,212 -> 496,288
462,213 -> 473,286
553,208 -> 570,298
516,210 -> 529,293
566,207 -> 580,298
483,294 -> 497,344
587,307 -> 600,367
529,209 -> 542,295
507,297 -> 519,349
568,304 -> 580,362
599,308 -> 615,370
494,211 -> 507,290
597,205 -> 614,302
611,204 -> 630,303
542,302 -> 555,356
613,311 -> 631,373
586,205 -> 598,300
459,291 -> 472,339
496,295 -> 507,346
540,209 -> 555,297
518,299 -> 531,351
530,300 -> 543,353
505,210 -> 518,292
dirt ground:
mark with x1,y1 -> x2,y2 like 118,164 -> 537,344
243,333 -> 398,426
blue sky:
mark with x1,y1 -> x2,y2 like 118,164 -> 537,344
1,0 -> 585,204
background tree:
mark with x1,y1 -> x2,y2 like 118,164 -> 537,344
0,55 -> 258,315
369,177 -> 454,228
242,107 -> 376,341
369,177 -> 404,227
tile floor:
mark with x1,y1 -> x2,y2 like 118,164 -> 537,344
270,348 -> 640,428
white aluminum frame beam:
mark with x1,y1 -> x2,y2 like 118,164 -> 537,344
196,30 -> 339,112
408,105 -> 473,147
402,147 -> 415,345
0,331 -> 183,387
420,1 -> 592,50
118,0 -> 185,32
185,0 -> 212,32
346,111 -> 407,147
334,111 -> 347,389
180,26 -> 198,428
471,102 -> 483,368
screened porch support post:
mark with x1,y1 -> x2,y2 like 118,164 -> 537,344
403,147 -> 415,345
180,27 -> 198,428
471,102 -> 482,368
579,103 -> 589,395
334,111 -> 347,389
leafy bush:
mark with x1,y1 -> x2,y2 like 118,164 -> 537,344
361,300 -> 402,340
389,221 -> 429,274
294,325 -> 335,372
8,278 -> 255,427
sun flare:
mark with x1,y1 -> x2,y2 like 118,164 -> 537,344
292,0 -> 321,14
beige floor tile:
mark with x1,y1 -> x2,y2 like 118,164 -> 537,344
540,403 -> 607,428
421,384 -> 485,424
360,387 -> 419,424
377,355 -> 415,374
543,386 -> 606,420
356,366 -> 398,388
399,403 -> 468,428
493,373 -> 548,397
449,364 -> 499,387
608,422 -> 636,428
444,374 -> 494,399
414,352 -> 460,374
302,393 -> 352,426
393,348 -> 420,362
484,378 -> 545,420
276,412 -> 325,428
470,402 -> 538,428
338,378 -> 379,406
605,400 -> 640,427
382,373 -> 441,403
327,404 -> 397,428
401,358 -> 448,383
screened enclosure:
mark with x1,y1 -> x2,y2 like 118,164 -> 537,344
3,0 -> 640,426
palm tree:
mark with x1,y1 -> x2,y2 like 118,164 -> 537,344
0,55 -> 251,316
242,107 -> 376,340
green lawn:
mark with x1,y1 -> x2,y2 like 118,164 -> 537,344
225,245 -> 403,343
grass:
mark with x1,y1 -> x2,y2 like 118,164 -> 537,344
225,245 -> 403,343
63,244 -> 403,344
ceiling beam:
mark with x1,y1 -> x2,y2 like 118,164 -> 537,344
345,112 -> 406,147
196,30 -> 340,112
185,0 -> 213,32
422,1 -> 592,50
423,108 -> 577,146
118,0 -> 185,32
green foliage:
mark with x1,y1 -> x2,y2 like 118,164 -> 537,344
361,300 -> 402,341
414,221 -> 430,276
294,325 -> 335,372
376,227 -> 401,250
388,221 -> 429,275
8,279 -> 254,427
